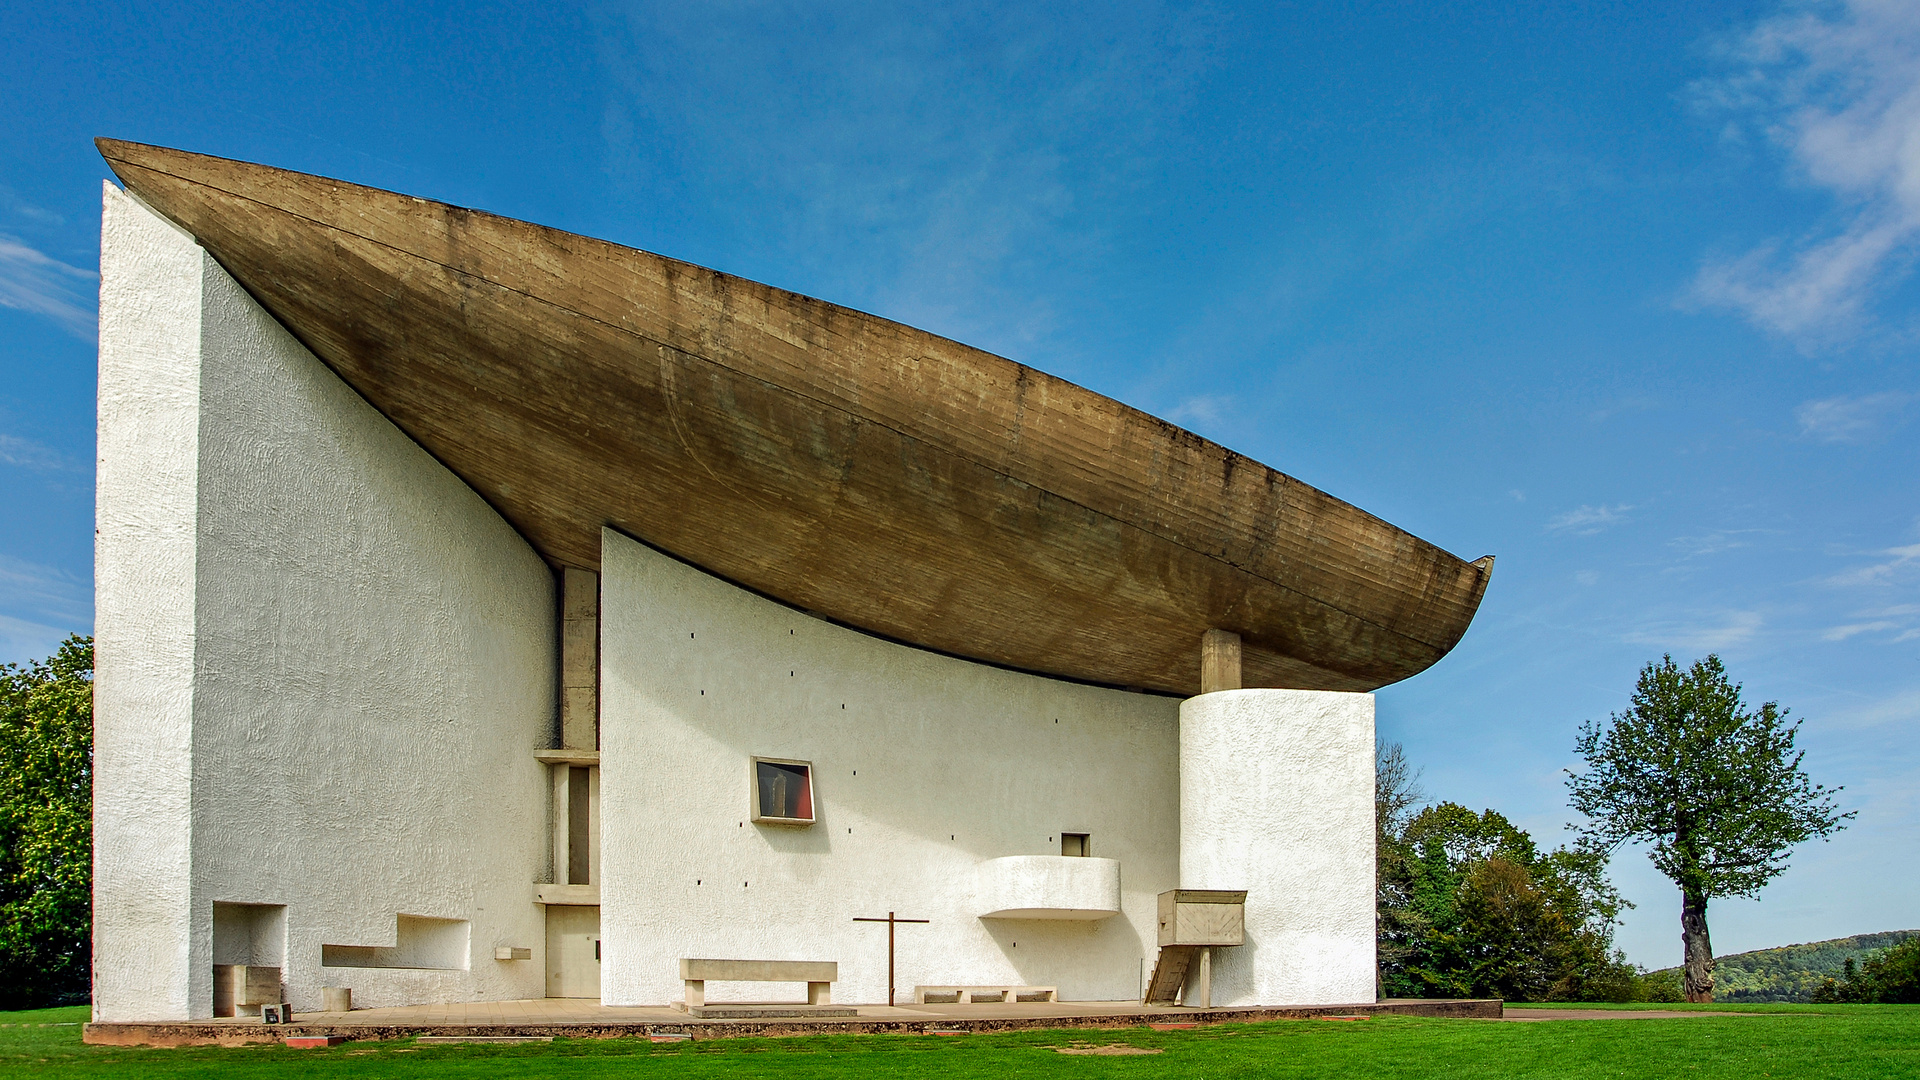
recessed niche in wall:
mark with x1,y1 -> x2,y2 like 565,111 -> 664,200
1061,833 -> 1090,857
321,914 -> 471,970
213,902 -> 287,968
751,757 -> 814,825
212,903 -> 287,1017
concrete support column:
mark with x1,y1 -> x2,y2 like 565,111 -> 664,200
1179,689 -> 1375,1006
1200,630 -> 1241,693
561,568 -> 600,750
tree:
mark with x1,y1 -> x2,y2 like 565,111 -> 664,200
1811,939 -> 1920,1004
0,635 -> 93,1008
1377,794 -> 1633,1001
1375,740 -> 1426,997
1567,654 -> 1852,1002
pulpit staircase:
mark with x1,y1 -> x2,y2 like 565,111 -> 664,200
1142,943 -> 1201,1005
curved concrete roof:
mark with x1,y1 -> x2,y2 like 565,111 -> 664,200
98,139 -> 1492,696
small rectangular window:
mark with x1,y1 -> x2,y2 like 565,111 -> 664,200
751,758 -> 815,825
1061,833 -> 1090,857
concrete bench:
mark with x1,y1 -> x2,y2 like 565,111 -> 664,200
913,984 -> 1058,1004
680,958 -> 838,1007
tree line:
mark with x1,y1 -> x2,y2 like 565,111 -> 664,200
0,635 -> 92,1009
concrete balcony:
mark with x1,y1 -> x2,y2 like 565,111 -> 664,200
976,856 -> 1121,920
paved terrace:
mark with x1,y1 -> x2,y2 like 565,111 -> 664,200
85,998 -> 1502,1046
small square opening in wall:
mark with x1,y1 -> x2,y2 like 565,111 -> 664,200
752,758 -> 815,825
1061,833 -> 1090,857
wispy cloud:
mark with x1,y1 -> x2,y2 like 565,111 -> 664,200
1827,542 -> 1920,586
0,612 -> 80,670
1824,619 -> 1900,640
1623,610 -> 1765,652
0,554 -> 89,668
1796,391 -> 1912,441
1669,528 -> 1769,558
1687,0 -> 1920,344
1823,685 -> 1920,730
589,2 -> 1219,361
1164,394 -> 1232,429
1547,504 -> 1632,535
0,432 -> 77,473
0,553 -> 89,626
0,233 -> 96,340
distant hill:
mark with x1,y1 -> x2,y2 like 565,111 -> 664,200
1649,930 -> 1920,1003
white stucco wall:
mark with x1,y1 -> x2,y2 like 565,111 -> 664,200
1179,689 -> 1376,1007
94,185 -> 206,1022
94,184 -> 557,1021
598,529 -> 1182,1006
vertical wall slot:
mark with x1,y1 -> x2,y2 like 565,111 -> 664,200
568,766 -> 592,885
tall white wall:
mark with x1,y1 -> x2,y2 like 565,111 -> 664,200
94,184 -> 206,1022
94,185 -> 557,1021
1179,689 -> 1376,1006
598,528 -> 1182,1006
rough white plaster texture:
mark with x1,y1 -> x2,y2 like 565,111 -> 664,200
93,184 -> 556,1021
1179,689 -> 1376,1007
977,856 -> 1122,920
599,529 -> 1181,1005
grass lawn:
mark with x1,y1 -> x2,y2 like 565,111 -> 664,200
4,1003 -> 1916,1078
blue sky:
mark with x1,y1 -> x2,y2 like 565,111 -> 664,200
3,0 -> 1916,968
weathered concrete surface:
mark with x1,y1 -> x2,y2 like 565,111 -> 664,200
96,139 -> 1492,698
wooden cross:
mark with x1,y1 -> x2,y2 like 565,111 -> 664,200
853,911 -> 930,1006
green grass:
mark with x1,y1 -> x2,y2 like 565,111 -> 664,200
5,1004 -> 1917,1078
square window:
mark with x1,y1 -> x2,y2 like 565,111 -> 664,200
751,758 -> 815,825
1061,833 -> 1090,857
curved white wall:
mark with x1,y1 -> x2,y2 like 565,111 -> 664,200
598,529 -> 1180,1005
1180,689 -> 1375,1007
94,185 -> 556,1021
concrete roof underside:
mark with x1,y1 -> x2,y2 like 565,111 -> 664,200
98,139 -> 1492,697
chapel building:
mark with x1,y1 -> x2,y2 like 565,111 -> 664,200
89,140 -> 1491,1020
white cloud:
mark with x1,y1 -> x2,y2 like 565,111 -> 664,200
1546,504 -> 1632,535
1823,685 -> 1920,730
0,553 -> 89,669
0,234 -> 96,340
1669,528 -> 1768,557
1821,603 -> 1920,641
1796,391 -> 1912,441
1827,542 -> 1920,586
1687,0 -> 1920,344
1164,394 -> 1232,429
1624,610 -> 1765,652
0,553 -> 88,626
0,432 -> 76,473
1823,619 -> 1899,640
0,612 -> 78,670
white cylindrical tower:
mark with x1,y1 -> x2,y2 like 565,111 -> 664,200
1179,688 -> 1376,1006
